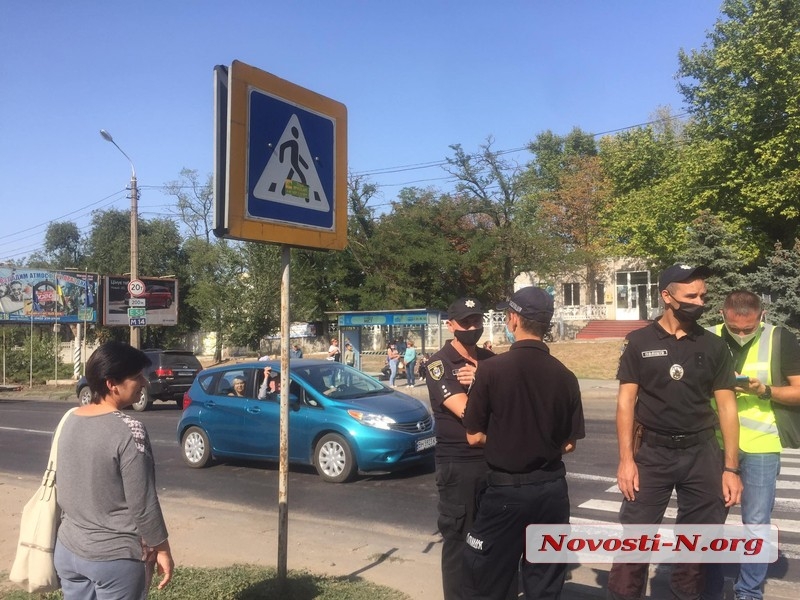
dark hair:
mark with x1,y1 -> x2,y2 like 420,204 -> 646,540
723,290 -> 761,315
85,341 -> 151,403
513,312 -> 551,338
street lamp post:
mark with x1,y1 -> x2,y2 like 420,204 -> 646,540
100,129 -> 140,349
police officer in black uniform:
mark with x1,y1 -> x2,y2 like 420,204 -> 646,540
427,297 -> 494,600
462,286 -> 585,600
607,264 -> 742,600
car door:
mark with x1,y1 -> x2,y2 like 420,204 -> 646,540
200,370 -> 249,455
242,376 -> 310,461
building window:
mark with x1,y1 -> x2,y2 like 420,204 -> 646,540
564,283 -> 580,306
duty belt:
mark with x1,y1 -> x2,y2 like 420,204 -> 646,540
486,470 -> 561,487
642,427 -> 715,449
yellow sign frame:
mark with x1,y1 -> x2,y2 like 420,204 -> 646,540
224,60 -> 348,250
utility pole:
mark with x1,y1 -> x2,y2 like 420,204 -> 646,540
100,129 -> 140,348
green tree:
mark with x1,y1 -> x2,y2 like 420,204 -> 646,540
182,237 -> 244,361
164,169 -> 214,242
526,127 -> 598,193
676,211 -> 749,324
677,0 -> 800,253
753,239 -> 800,335
444,138 -> 531,296
538,155 -> 612,292
356,187 -> 502,308
27,222 -> 85,269
598,110 -> 694,261
84,209 -> 133,275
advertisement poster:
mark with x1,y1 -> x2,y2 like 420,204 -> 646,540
0,268 -> 99,324
104,276 -> 178,327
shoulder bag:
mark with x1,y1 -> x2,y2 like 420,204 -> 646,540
9,407 -> 77,593
768,327 -> 800,449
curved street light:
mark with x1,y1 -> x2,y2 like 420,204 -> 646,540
100,129 -> 140,349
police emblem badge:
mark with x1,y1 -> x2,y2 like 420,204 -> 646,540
669,364 -> 684,380
428,360 -> 444,381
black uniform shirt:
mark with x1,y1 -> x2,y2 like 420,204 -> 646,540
463,339 -> 585,476
427,341 -> 493,461
618,320 -> 736,435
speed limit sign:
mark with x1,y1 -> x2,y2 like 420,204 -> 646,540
127,279 -> 146,297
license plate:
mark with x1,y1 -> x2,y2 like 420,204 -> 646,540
416,436 -> 437,452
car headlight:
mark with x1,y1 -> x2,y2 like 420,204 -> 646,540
347,409 -> 397,430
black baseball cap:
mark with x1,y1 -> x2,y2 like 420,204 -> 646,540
497,286 -> 554,323
446,297 -> 484,322
658,263 -> 712,291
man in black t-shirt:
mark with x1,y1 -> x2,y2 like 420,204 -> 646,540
462,286 -> 584,600
607,264 -> 741,600
427,297 -> 493,600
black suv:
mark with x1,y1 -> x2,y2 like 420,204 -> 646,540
75,349 -> 202,411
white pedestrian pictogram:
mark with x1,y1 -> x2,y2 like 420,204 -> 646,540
253,114 -> 330,212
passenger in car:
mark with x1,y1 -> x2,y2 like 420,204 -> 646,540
228,377 -> 247,397
258,367 -> 280,399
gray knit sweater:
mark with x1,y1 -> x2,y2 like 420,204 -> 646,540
56,411 -> 168,561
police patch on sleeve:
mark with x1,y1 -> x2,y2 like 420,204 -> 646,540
428,360 -> 444,381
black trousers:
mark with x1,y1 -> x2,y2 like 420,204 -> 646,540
607,437 -> 725,600
463,476 -> 570,600
436,459 -> 488,600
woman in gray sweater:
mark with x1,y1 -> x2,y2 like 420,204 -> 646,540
54,341 -> 174,598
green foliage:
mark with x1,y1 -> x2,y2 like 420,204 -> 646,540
0,325 -> 59,384
182,237 -> 244,360
163,168 -> 214,242
26,222 -> 85,269
526,128 -> 598,193
598,111 -> 698,260
677,211 -> 749,324
753,239 -> 800,335
445,138 -> 530,296
677,0 -> 800,254
84,209 -> 133,275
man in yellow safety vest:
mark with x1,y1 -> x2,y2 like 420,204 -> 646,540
707,290 -> 800,600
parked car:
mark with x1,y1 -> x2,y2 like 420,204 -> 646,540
125,285 -> 173,309
76,349 -> 202,411
177,359 -> 436,483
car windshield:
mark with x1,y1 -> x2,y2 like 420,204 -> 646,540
295,364 -> 386,399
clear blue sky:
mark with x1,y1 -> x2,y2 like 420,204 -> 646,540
0,1 -> 724,264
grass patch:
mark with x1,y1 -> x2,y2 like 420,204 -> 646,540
1,565 -> 410,600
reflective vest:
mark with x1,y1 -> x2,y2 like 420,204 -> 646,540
709,323 -> 781,453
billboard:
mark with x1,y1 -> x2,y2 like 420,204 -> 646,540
0,268 -> 99,324
104,276 -> 178,327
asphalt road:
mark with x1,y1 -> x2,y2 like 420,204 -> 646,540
2,391 -> 799,597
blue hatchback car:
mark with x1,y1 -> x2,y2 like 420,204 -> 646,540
177,359 -> 436,482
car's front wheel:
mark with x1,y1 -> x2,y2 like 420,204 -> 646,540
181,426 -> 211,468
132,387 -> 150,412
314,433 -> 356,483
78,386 -> 92,406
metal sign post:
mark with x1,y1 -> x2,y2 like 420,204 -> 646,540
278,245 -> 291,581
213,60 -> 347,587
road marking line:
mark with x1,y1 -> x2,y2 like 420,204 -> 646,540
577,499 -> 800,534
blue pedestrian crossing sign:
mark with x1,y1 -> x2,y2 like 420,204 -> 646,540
214,60 -> 348,250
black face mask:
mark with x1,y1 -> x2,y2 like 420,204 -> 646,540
454,328 -> 484,347
671,301 -> 706,323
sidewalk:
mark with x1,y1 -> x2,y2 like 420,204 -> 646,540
0,471 -> 606,599
4,471 -> 794,599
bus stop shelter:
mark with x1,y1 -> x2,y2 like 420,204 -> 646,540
325,309 -> 445,370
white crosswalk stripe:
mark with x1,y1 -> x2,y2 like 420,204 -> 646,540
569,449 -> 800,559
